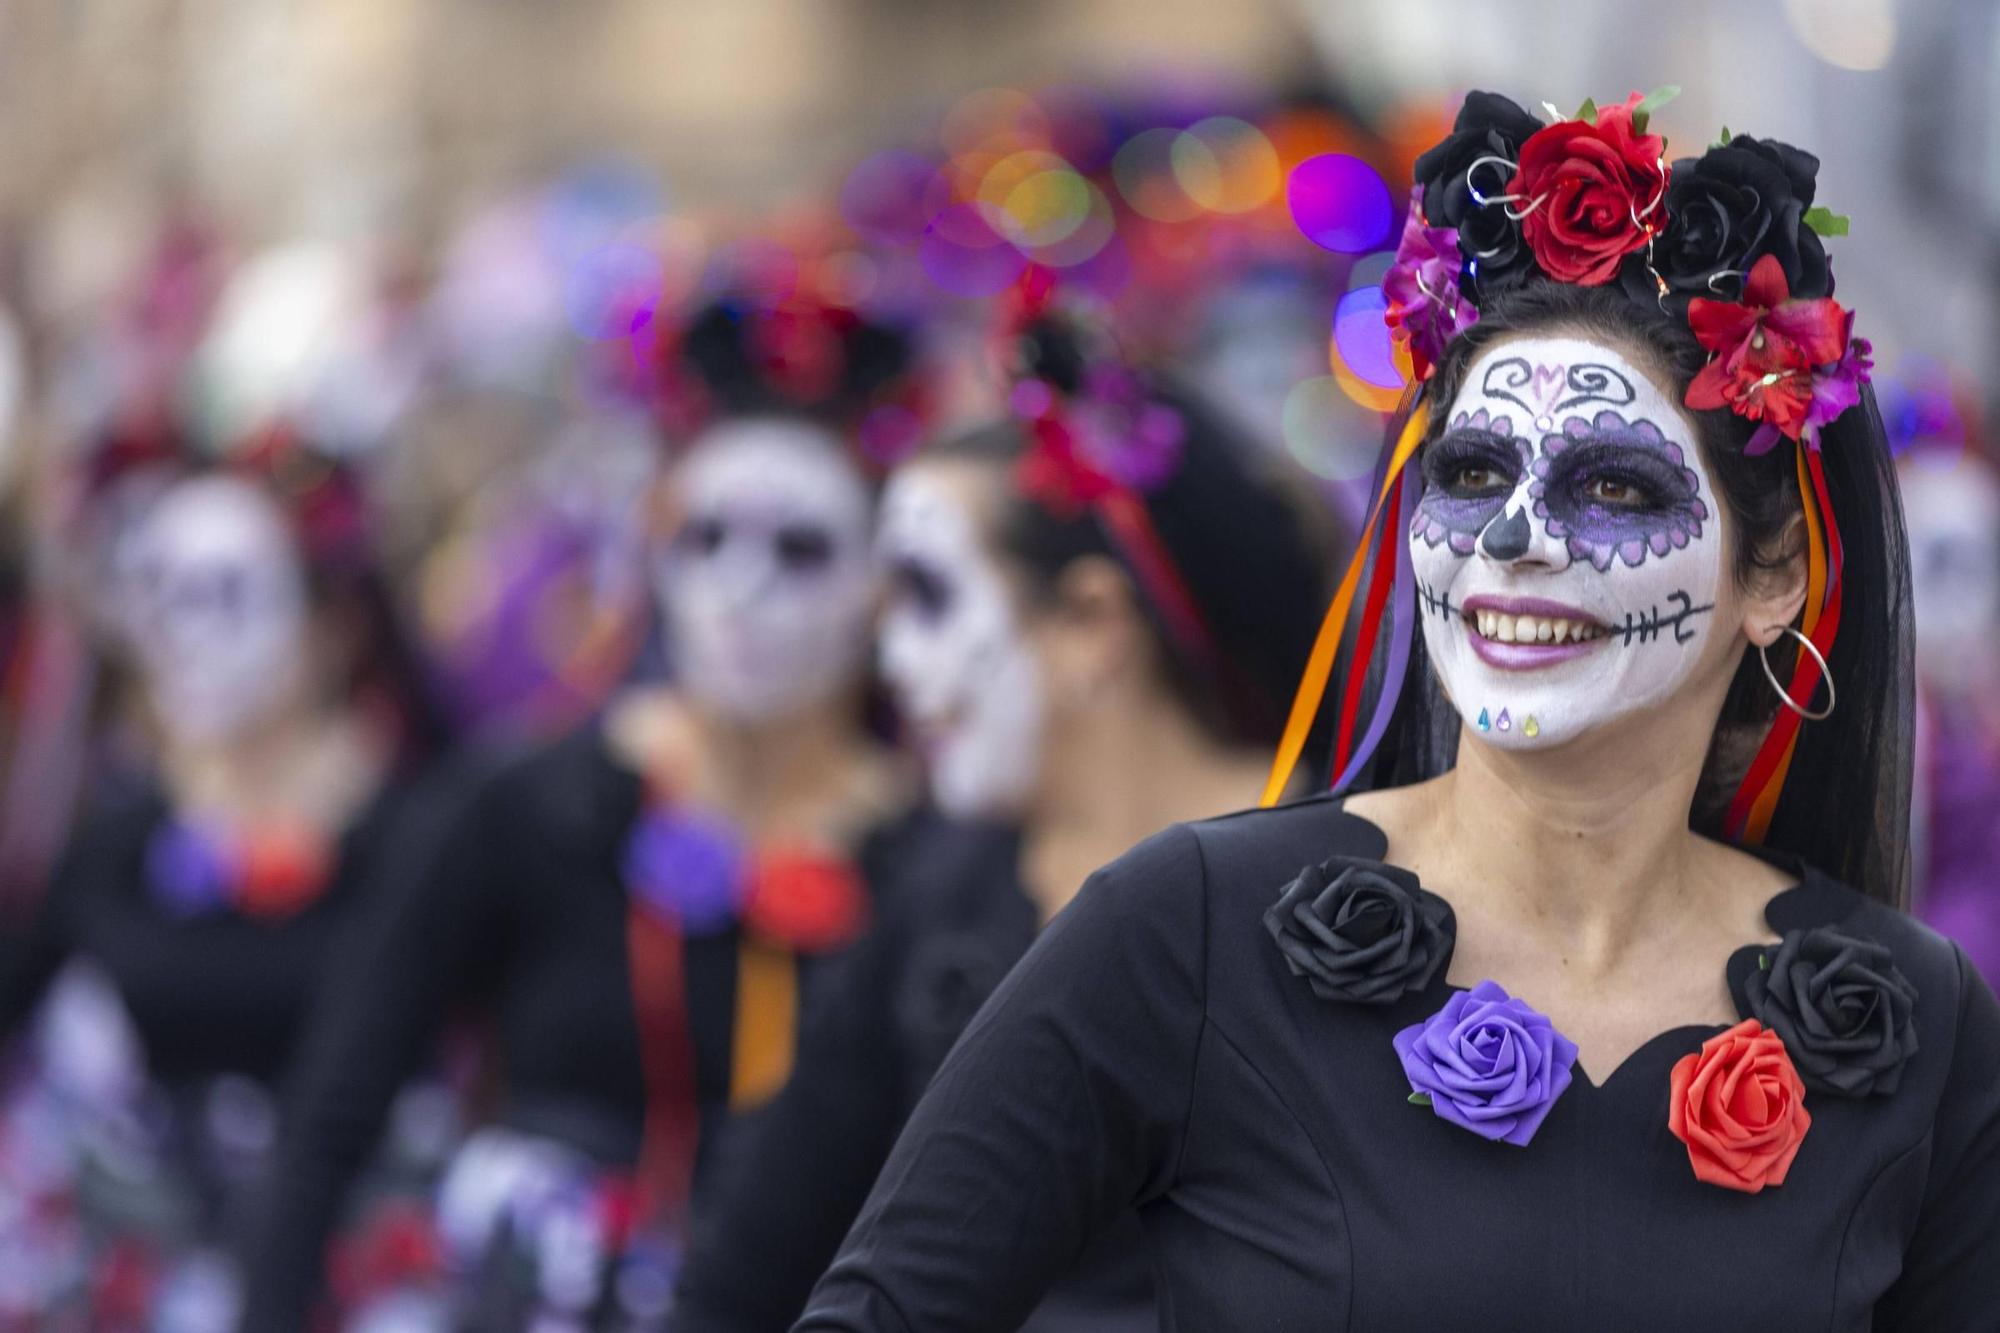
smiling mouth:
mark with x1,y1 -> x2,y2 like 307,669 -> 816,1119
1459,597 -> 1607,670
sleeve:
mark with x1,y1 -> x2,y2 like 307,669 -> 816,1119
233,759 -> 515,1330
793,823 -> 1208,1333
1874,946 -> 2000,1330
666,908 -> 908,1332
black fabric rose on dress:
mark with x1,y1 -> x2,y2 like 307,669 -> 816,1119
1619,135 -> 1831,315
1411,91 -> 1546,298
1739,926 -> 1919,1098
1264,857 -> 1454,1005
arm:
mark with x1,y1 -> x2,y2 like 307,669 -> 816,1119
1873,947 -> 2000,1330
794,824 -> 1207,1333
667,911 -> 908,1332
235,758 -> 515,1329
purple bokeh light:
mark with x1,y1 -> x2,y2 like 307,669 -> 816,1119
1332,286 -> 1404,390
1289,154 -> 1394,254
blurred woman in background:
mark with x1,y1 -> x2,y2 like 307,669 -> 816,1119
240,288 -> 931,1330
0,433 -> 443,1328
667,296 -> 1330,1332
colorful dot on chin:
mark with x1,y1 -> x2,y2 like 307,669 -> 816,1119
1497,709 -> 1513,732
1523,715 -> 1540,738
1476,708 -> 1491,731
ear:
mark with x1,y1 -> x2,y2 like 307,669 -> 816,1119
1039,555 -> 1146,707
1743,512 -> 1811,647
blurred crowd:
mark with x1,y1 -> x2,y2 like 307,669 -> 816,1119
0,48 -> 1991,1333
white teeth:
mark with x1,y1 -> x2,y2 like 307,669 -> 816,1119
1466,609 -> 1604,645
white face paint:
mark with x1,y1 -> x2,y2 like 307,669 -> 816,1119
876,468 -> 1046,820
1899,454 -> 2000,690
1410,337 -> 1727,748
659,419 -> 876,723
127,476 -> 310,744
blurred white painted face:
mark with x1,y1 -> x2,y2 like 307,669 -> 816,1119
128,476 -> 310,744
1900,454 -> 2000,689
1412,337 -> 1730,749
659,418 -> 876,722
876,466 -> 1045,820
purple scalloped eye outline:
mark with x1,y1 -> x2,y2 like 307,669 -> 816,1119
1529,411 -> 1710,572
1410,409 -> 1530,556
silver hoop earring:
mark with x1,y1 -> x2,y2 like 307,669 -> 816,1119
1757,626 -> 1835,721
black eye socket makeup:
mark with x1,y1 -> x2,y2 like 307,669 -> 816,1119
774,523 -> 836,572
889,556 -> 955,622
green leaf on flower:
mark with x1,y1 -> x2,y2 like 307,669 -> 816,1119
1759,952 -> 1771,970
1632,82 -> 1680,134
1712,125 -> 1733,149
1803,206 -> 1851,237
1408,1091 -> 1434,1107
1575,96 -> 1598,123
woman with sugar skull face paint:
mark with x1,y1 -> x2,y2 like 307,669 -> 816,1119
0,438 -> 448,1326
668,305 -> 1331,1333
797,95 -> 2000,1333
242,292 -> 932,1331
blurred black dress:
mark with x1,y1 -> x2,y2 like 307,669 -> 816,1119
669,822 -> 1156,1333
796,797 -> 2000,1332
0,773 -> 423,1324
240,723 -> 920,1330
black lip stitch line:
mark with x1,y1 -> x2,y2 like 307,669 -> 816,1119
1418,584 -> 1715,645
1479,356 -> 1638,420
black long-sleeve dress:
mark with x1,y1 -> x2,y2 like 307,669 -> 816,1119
0,775 -> 412,1086
798,795 -> 2000,1332
240,723 -> 920,1329
668,822 -> 1153,1332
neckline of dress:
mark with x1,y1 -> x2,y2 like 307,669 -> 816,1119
1318,797 -> 1861,1093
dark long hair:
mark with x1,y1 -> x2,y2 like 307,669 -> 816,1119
936,389 -> 1331,752
1354,281 -> 1913,904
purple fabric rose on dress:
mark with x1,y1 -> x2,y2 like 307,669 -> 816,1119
1393,980 -> 1578,1146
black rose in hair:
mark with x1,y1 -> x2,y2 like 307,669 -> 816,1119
1263,857 -> 1454,1005
1412,92 -> 1546,298
1619,135 -> 1831,315
1740,927 -> 1918,1098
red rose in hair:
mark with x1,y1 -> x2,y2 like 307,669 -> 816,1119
1509,93 -> 1669,285
1684,254 -> 1849,451
742,847 -> 869,954
1667,1018 -> 1812,1194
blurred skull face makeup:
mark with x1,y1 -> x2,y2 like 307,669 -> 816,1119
1411,337 -> 1727,748
1900,455 -> 2000,690
128,476 -> 310,745
660,419 -> 875,723
877,468 -> 1045,820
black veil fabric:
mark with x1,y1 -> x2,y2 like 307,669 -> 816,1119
1341,368 -> 1914,909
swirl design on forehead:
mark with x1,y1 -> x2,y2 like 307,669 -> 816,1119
1479,356 -> 1639,426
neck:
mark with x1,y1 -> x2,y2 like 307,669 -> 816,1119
159,697 -> 364,824
1025,684 -> 1263,916
1419,715 -> 1710,959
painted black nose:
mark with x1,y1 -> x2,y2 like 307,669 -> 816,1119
1480,506 -> 1532,561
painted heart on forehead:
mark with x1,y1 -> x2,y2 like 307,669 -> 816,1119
1408,336 -> 1731,750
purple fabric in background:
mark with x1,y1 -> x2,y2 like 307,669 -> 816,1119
1918,704 -> 2000,991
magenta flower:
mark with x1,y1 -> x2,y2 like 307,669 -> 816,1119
1393,980 -> 1578,1146
1803,308 -> 1874,446
1383,187 -> 1479,381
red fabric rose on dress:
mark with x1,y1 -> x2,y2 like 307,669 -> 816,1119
1667,1018 -> 1812,1194
1508,93 -> 1669,285
1684,254 -> 1850,451
741,847 -> 869,953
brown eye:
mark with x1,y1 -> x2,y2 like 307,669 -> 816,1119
1586,477 -> 1643,506
1454,466 -> 1507,494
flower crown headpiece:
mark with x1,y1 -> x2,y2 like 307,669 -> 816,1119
1263,90 -> 1862,845
997,267 -> 1221,679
